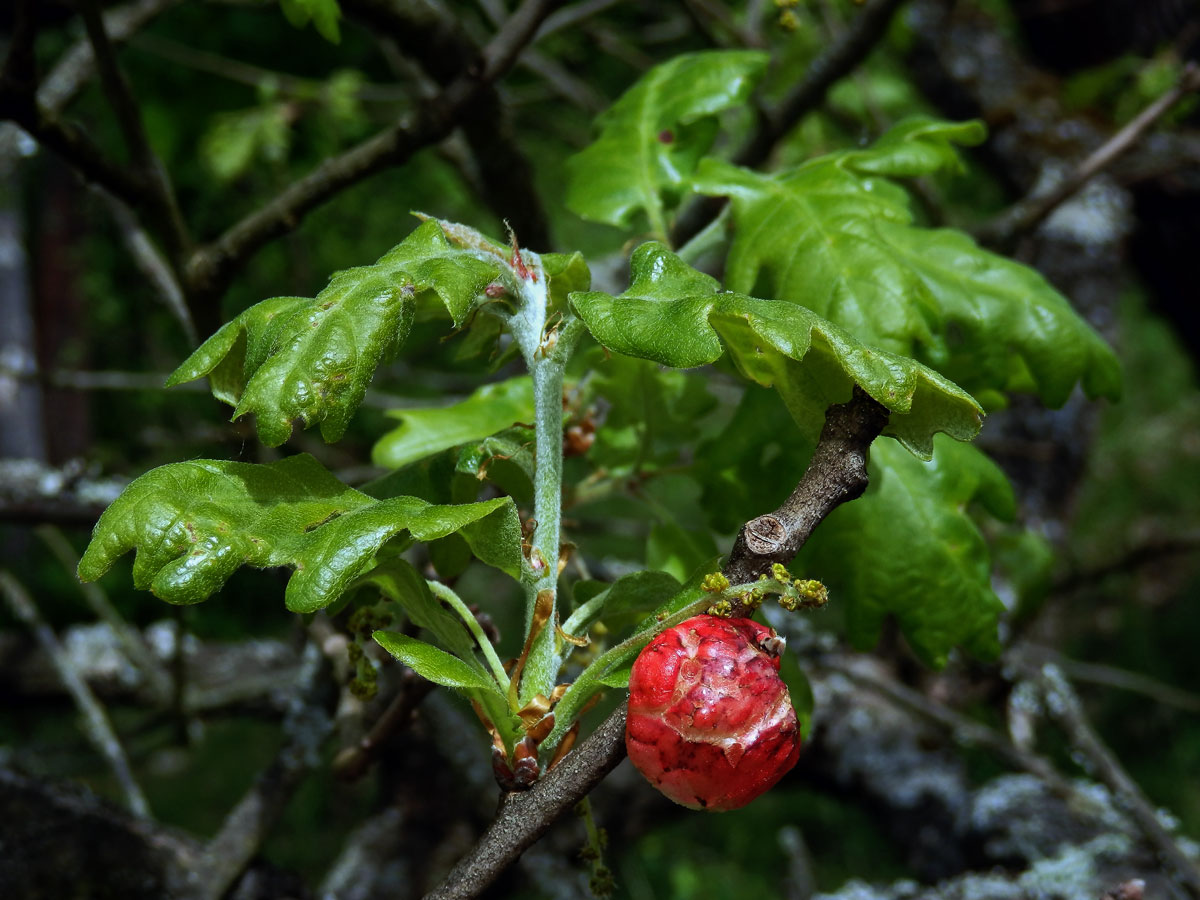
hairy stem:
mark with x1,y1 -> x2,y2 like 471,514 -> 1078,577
428,388 -> 891,897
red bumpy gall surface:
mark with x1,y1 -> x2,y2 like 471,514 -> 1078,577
625,615 -> 801,811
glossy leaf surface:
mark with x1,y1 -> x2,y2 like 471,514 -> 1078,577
692,118 -> 1121,406
373,631 -> 502,694
168,221 -> 514,446
570,243 -> 983,457
78,454 -> 523,611
566,50 -> 768,234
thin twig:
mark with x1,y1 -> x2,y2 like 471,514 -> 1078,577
427,388 -> 891,898
537,0 -> 623,40
78,0 -> 190,261
0,570 -> 152,820
94,188 -> 197,344
188,0 -> 563,299
1052,531 -> 1200,595
129,32 -> 412,103
359,0 -> 556,245
816,653 -> 1075,796
36,525 -> 173,705
193,640 -> 332,900
0,364 -> 203,391
1018,652 -> 1200,900
746,0 -> 908,166
333,672 -> 436,781
672,0 -> 909,243
979,62 -> 1200,247
1019,644 -> 1200,714
39,0 -> 179,113
0,98 -> 151,205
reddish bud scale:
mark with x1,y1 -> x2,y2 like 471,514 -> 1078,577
625,616 -> 800,811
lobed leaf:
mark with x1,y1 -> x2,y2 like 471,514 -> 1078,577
692,118 -> 1121,406
372,375 -> 535,470
566,50 -> 768,234
570,243 -> 983,457
77,454 -> 523,611
168,220 -> 514,446
796,436 -> 1014,667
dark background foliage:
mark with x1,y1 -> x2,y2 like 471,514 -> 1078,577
1,1 -> 1199,898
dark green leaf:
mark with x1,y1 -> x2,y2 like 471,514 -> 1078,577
372,375 -> 535,470
646,521 -> 719,583
692,118 -> 1121,406
279,0 -> 341,43
566,50 -> 768,235
570,243 -> 983,457
561,569 -> 682,638
584,351 -> 716,475
692,385 -> 813,534
168,221 -> 514,446
796,436 -> 1014,667
77,454 -> 523,611
542,251 -> 592,311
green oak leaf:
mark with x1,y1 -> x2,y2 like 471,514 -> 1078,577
372,631 -> 501,694
796,436 -> 1014,667
566,50 -> 768,236
372,375 -> 535,470
570,243 -> 983,457
168,220 -> 515,446
541,251 -> 592,312
692,118 -> 1121,406
77,454 -> 523,611
583,350 -> 716,475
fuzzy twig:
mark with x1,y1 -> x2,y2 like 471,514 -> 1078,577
426,388 -> 891,898
978,62 -> 1200,247
77,0 -> 190,261
0,570 -> 151,820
